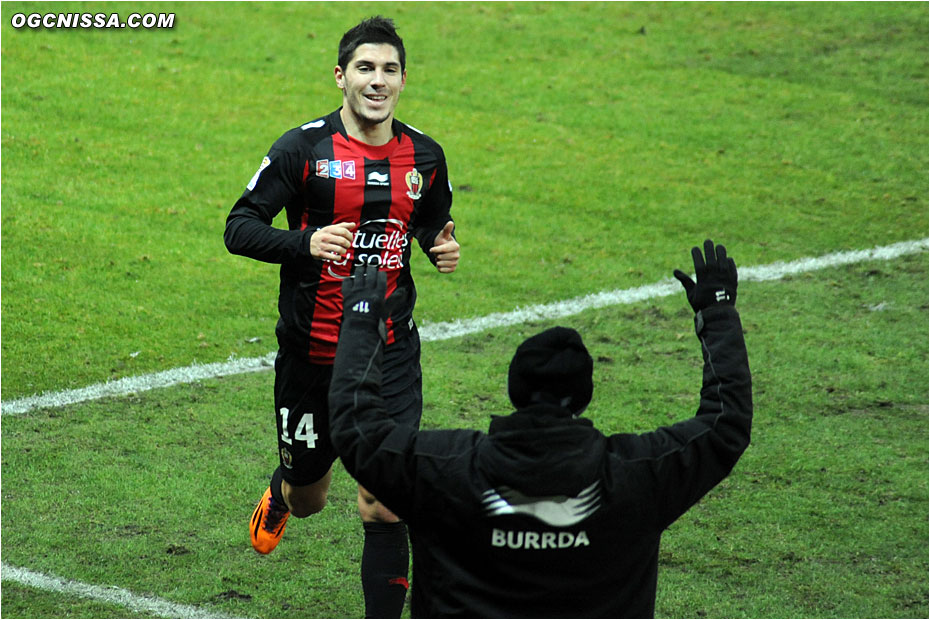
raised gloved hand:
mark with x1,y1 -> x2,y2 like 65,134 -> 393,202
341,263 -> 388,338
673,239 -> 738,312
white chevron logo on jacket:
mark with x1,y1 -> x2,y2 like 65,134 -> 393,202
482,481 -> 601,527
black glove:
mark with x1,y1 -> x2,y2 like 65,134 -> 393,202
673,239 -> 738,312
341,263 -> 388,338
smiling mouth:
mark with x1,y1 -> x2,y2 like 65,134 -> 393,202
365,94 -> 388,103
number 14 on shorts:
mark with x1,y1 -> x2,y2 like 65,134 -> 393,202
279,407 -> 318,448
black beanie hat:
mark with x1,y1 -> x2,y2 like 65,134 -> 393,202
507,326 -> 594,415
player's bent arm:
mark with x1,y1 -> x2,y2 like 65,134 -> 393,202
224,197 -> 316,264
411,157 -> 454,267
225,143 -> 316,264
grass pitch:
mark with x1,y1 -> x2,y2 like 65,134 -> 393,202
1,2 -> 927,618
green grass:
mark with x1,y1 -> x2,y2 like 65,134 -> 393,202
2,254 -> 926,618
2,1 -> 926,396
1,2 -> 927,618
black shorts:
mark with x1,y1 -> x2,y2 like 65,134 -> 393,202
273,324 -> 422,486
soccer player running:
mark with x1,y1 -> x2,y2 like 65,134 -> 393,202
329,241 -> 752,618
224,16 -> 459,618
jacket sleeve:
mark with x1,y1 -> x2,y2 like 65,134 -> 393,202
224,144 -> 316,264
607,304 -> 753,529
328,298 -> 421,518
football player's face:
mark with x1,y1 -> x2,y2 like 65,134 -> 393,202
336,43 -> 406,128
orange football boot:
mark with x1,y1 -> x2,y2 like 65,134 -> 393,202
250,486 -> 290,554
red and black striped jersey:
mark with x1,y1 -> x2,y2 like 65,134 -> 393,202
225,109 -> 453,363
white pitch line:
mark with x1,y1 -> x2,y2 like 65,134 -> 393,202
2,238 -> 926,416
0,563 -> 230,619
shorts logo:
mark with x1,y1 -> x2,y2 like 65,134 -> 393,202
405,168 -> 423,200
280,447 -> 294,469
315,159 -> 356,180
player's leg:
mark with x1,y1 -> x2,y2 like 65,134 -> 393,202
356,327 -> 422,617
250,349 -> 337,554
358,484 -> 410,618
282,468 -> 332,517
251,465 -> 332,554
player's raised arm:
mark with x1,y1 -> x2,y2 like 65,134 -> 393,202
329,264 -> 419,515
606,240 -> 752,527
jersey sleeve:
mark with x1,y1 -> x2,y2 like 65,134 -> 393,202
224,138 -> 315,264
411,145 -> 454,265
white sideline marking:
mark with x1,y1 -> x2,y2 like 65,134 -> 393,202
2,238 -> 926,416
0,563 -> 230,619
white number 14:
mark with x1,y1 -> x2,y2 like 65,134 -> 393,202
279,407 -> 319,448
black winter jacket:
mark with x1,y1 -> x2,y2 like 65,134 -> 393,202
329,304 -> 752,618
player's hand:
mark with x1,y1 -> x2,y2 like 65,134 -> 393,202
341,262 -> 388,329
429,221 -> 460,273
311,222 -> 357,261
673,239 -> 738,312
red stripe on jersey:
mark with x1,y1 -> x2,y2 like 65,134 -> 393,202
382,133 -> 419,339
299,161 -> 313,231
305,135 -> 367,361
304,132 -> 420,361
388,133 -> 417,227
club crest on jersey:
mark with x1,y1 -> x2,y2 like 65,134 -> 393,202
405,168 -> 423,200
315,159 -> 356,180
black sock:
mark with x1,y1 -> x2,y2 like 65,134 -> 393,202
361,521 -> 409,619
269,467 -> 287,507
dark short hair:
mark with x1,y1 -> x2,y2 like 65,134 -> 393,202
337,16 -> 406,72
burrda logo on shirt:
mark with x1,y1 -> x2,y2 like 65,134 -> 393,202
367,170 -> 390,187
326,218 -> 409,279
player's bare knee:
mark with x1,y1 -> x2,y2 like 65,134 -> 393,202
285,487 -> 328,518
290,493 -> 327,517
282,469 -> 332,517
357,489 -> 400,523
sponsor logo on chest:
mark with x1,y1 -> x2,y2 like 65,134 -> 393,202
315,159 -> 356,180
367,170 -> 390,186
314,160 -> 423,199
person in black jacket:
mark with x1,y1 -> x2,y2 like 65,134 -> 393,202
329,240 -> 752,618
